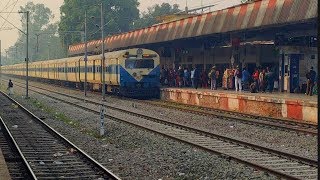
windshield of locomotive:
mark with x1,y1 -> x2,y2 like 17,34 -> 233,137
125,59 -> 154,69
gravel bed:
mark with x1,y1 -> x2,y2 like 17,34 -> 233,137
1,82 -> 276,179
11,77 -> 317,161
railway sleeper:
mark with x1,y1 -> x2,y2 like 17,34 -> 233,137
258,161 -> 300,166
279,169 -> 317,173
31,167 -> 95,172
37,175 -> 103,179
33,170 -> 98,176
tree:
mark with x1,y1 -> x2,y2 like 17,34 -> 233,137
131,3 -> 180,30
4,2 -> 64,65
59,0 -> 140,48
33,23 -> 65,60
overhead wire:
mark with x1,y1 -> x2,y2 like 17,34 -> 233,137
0,13 -> 24,34
0,0 -> 13,13
0,0 -> 19,29
0,27 -> 15,31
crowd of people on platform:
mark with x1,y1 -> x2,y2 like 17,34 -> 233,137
160,65 -> 317,96
232,65 -> 278,93
160,65 -> 219,90
160,66 -> 201,89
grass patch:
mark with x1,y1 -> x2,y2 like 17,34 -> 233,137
1,83 -> 111,140
27,97 -> 105,139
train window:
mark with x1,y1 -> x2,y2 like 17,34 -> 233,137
125,59 -> 154,69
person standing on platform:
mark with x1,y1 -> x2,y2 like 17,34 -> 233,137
201,70 -> 208,88
306,66 -> 316,96
168,68 -> 174,87
174,68 -> 178,87
7,79 -> 13,95
190,68 -> 195,88
183,68 -> 189,87
160,66 -> 166,86
186,68 -> 191,86
208,66 -> 217,90
193,66 -> 200,89
252,68 -> 259,91
259,69 -> 266,92
242,67 -> 250,91
266,67 -> 274,93
164,66 -> 169,86
215,68 -> 220,88
234,66 -> 242,92
178,66 -> 184,87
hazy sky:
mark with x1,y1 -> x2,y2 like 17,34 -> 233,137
0,0 -> 240,52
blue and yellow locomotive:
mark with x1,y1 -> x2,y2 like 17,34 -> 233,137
2,48 -> 160,98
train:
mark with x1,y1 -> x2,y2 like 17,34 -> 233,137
2,48 -> 161,98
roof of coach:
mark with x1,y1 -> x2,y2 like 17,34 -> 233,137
5,48 -> 157,67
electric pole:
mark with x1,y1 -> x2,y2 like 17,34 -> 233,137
101,3 -> 106,101
84,10 -> 88,96
47,43 -> 50,60
99,2 -> 106,137
26,11 -> 29,98
15,46 -> 17,61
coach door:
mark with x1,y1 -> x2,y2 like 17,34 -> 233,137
47,64 -> 49,78
93,60 -> 96,80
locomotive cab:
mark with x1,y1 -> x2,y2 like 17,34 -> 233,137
119,49 -> 160,98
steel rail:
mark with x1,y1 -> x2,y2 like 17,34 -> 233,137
0,90 -> 120,180
0,116 -> 36,179
10,81 -> 318,165
11,82 -> 318,180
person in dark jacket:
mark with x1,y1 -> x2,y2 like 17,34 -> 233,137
200,70 -> 208,88
250,81 -> 258,93
7,79 -> 13,95
178,66 -> 184,87
306,66 -> 316,96
208,66 -> 217,90
193,66 -> 200,89
265,67 -> 274,93
242,67 -> 250,91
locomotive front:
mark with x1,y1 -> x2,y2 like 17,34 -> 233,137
119,48 -> 160,98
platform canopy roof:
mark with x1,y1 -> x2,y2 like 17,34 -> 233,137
69,0 -> 317,56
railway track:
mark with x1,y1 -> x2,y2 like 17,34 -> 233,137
0,119 -> 33,179
7,78 -> 317,136
141,100 -> 318,136
0,91 -> 120,179
9,80 -> 318,179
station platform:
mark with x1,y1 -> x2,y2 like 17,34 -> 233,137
160,88 -> 318,124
